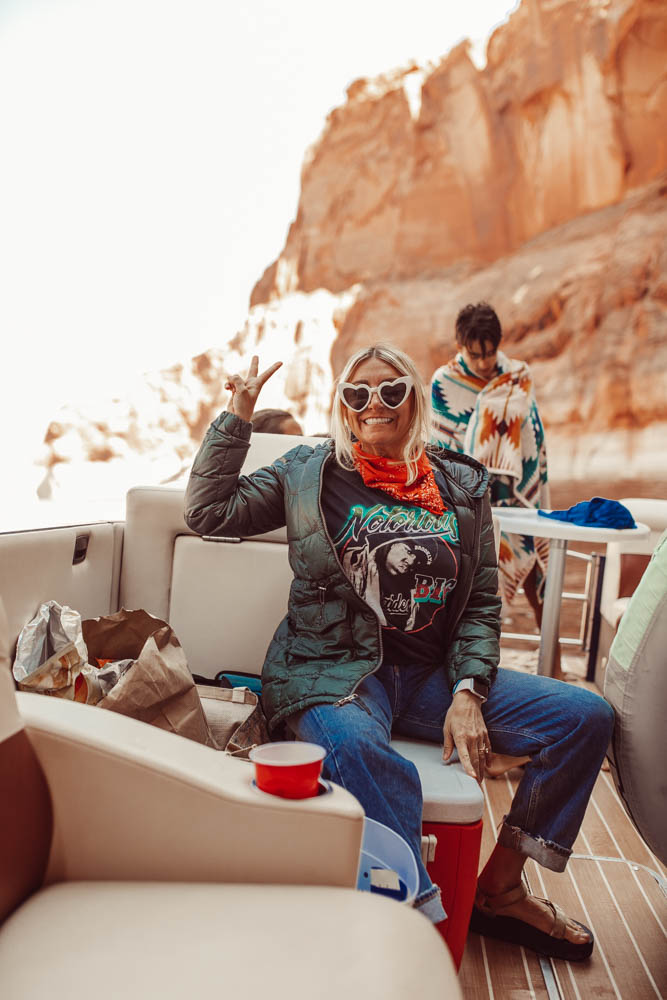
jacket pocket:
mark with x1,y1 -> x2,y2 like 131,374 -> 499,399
288,582 -> 353,661
293,595 -> 349,632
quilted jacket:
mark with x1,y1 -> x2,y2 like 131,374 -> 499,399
184,412 -> 501,733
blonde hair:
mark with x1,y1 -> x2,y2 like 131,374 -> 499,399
330,343 -> 430,485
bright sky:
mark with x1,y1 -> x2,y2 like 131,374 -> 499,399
0,0 -> 518,503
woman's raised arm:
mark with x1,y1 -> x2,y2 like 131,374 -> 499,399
184,356 -> 293,538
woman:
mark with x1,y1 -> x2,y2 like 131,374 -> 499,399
185,345 -> 613,961
431,303 -> 561,677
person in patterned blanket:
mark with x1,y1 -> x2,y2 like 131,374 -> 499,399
430,302 -> 562,680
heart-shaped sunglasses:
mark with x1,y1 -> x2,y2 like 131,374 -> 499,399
337,375 -> 414,412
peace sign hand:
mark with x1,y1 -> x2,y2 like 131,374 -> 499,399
225,356 -> 283,423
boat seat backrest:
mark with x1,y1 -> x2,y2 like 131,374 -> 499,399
168,534 -> 291,677
119,434 -> 319,679
0,521 -> 122,665
0,613 -> 461,997
600,498 -> 667,628
604,532 -> 667,863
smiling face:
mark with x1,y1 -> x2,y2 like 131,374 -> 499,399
344,357 -> 415,459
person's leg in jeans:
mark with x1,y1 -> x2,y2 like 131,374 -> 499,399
394,665 -> 615,947
286,665 -> 447,923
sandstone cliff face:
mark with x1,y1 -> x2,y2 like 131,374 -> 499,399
38,0 -> 667,499
329,177 -> 667,480
252,0 -> 667,301
243,0 -> 667,481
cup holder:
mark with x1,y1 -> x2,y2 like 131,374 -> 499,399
250,777 -> 333,798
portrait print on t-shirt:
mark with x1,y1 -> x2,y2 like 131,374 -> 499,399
321,463 -> 461,664
334,503 -> 459,635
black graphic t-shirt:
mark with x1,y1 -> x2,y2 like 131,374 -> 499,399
322,461 -> 460,666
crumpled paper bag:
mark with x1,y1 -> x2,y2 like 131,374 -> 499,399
82,608 -> 214,746
196,683 -> 271,757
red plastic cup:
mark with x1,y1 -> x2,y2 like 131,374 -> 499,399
249,742 -> 326,799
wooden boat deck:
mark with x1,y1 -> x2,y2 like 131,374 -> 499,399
459,680 -> 667,999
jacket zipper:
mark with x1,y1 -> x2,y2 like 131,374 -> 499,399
333,692 -> 372,714
317,450 -> 384,698
445,490 -> 483,644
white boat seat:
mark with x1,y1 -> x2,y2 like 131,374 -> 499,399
600,498 -> 667,631
0,596 -> 461,999
605,531 -> 667,864
594,497 -> 667,687
0,882 -> 458,1000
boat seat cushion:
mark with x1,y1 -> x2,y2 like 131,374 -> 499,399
169,535 -> 291,678
600,498 -> 667,627
0,881 -> 460,1000
605,530 -> 667,863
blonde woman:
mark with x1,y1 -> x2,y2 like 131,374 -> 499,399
185,345 -> 612,961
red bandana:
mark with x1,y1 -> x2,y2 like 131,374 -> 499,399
352,443 -> 445,516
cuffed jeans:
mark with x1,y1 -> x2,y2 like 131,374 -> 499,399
287,663 -> 614,924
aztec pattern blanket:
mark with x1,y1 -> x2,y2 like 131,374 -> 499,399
431,351 -> 550,605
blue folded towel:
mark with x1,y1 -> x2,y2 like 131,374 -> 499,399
538,497 -> 636,530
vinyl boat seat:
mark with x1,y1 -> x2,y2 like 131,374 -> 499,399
0,431 -> 487,982
2,883 -> 455,1000
604,530 -> 667,864
0,597 -> 461,1000
596,498 -> 667,688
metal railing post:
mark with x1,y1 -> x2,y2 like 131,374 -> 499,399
585,553 -> 606,681
537,538 -> 568,676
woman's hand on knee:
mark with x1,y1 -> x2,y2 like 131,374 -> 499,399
443,693 -> 490,783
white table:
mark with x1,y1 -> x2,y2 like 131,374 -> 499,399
491,507 -> 649,677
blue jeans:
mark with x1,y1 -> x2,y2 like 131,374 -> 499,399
287,663 -> 614,923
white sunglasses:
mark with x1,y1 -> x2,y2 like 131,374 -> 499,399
337,375 -> 414,412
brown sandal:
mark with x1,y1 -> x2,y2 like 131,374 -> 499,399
469,883 -> 594,961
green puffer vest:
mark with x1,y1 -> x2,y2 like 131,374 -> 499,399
185,412 -> 501,733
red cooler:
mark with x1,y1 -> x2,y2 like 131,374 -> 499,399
391,738 -> 484,969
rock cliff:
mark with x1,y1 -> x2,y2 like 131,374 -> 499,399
38,0 -> 667,498
252,0 -> 667,300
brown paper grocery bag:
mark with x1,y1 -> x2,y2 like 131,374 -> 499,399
82,608 -> 213,747
197,684 -> 271,757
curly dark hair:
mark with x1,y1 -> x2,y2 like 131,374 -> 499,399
454,302 -> 502,351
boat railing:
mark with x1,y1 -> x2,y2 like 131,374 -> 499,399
500,548 -> 606,679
